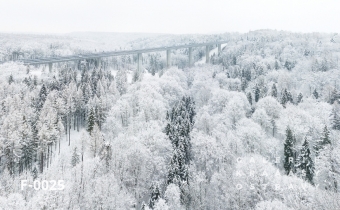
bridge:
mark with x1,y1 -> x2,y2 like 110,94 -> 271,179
1,41 -> 228,71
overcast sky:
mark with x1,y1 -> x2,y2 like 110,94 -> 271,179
0,0 -> 339,34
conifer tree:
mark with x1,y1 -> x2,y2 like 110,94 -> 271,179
38,84 -> 47,110
313,89 -> 319,99
321,125 -> 331,145
71,147 -> 80,167
314,126 -> 338,191
275,60 -> 279,70
287,91 -> 294,104
314,125 -> 331,156
297,137 -> 314,184
284,127 -> 295,175
241,78 -> 247,92
297,93 -> 303,104
8,74 -> 14,84
281,88 -> 292,107
32,166 -> 38,180
149,183 -> 161,209
255,85 -> 260,102
141,202 -> 147,210
331,108 -> 340,130
329,89 -> 339,104
247,92 -> 252,105
166,96 -> 195,204
87,107 -> 95,134
271,83 -> 277,98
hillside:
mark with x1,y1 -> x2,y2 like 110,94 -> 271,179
0,30 -> 340,209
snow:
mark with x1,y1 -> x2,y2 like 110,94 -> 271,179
195,43 -> 227,65
1,31 -> 340,210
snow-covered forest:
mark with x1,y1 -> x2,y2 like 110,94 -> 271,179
0,30 -> 340,209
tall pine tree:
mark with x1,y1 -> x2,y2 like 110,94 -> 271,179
296,137 -> 314,185
271,83 -> 277,98
313,89 -> 319,99
284,127 -> 295,175
87,107 -> 95,134
331,108 -> 340,130
297,93 -> 303,104
247,92 -> 252,105
148,182 -> 161,209
71,147 -> 80,167
166,96 -> 195,205
255,85 -> 260,102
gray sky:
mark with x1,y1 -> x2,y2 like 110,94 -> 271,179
0,0 -> 339,34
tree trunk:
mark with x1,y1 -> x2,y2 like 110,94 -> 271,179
40,152 -> 44,173
59,137 -> 61,155
47,146 -> 49,168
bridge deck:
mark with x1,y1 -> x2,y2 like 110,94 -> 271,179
1,41 -> 228,65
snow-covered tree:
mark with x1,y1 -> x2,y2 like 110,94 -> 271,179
88,123 -> 104,157
255,85 -> 260,102
296,137 -> 314,184
284,127 -> 295,175
271,83 -> 277,98
247,92 -> 252,105
148,182 -> 161,209
297,92 -> 303,104
87,107 -> 95,134
71,147 -> 80,167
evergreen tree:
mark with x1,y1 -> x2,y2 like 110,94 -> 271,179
87,107 -> 95,134
255,85 -> 260,103
33,75 -> 38,86
141,202 -> 147,210
151,67 -> 156,76
244,69 -> 251,81
287,91 -> 294,104
297,93 -> 303,104
321,125 -> 331,145
329,89 -> 339,104
313,89 -> 319,99
314,125 -> 331,157
284,127 -> 295,175
331,108 -> 340,130
8,74 -> 14,84
314,126 -> 338,191
38,84 -> 47,110
247,92 -> 252,105
149,183 -> 161,209
271,83 -> 277,98
275,60 -> 279,70
32,166 -> 38,180
284,60 -> 294,70
166,96 -> 196,204
281,88 -> 292,107
296,137 -> 314,184
71,147 -> 80,167
241,78 -> 247,92
232,56 -> 237,65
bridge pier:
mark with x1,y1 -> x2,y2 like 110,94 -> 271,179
95,58 -> 101,69
206,46 -> 210,63
48,63 -> 52,72
137,53 -> 142,72
188,47 -> 193,67
86,60 -> 90,70
166,50 -> 171,68
75,60 -> 79,70
218,44 -> 221,54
